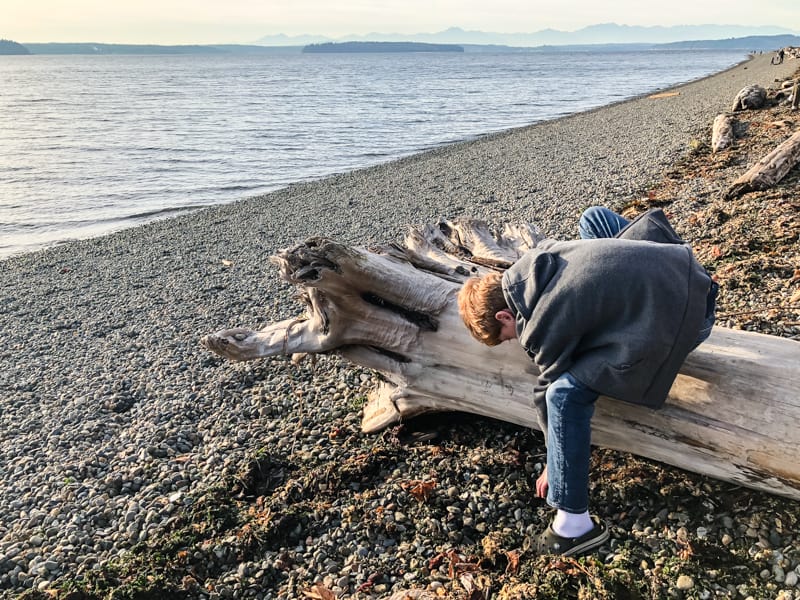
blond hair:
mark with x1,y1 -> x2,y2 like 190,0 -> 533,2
457,272 -> 508,346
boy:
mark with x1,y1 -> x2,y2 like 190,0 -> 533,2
457,207 -> 717,555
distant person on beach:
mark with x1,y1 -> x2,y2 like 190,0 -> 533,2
456,207 -> 717,556
773,48 -> 785,64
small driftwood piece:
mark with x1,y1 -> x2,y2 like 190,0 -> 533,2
202,219 -> 800,500
725,129 -> 800,199
792,82 -> 799,111
711,114 -> 736,152
732,84 -> 766,111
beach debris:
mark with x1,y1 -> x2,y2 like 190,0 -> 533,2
400,479 -> 437,502
770,79 -> 797,104
725,129 -> 800,199
732,84 -> 766,111
303,583 -> 337,599
460,571 -> 492,599
648,91 -> 680,99
505,550 -> 520,575
385,589 -> 439,600
766,119 -> 793,128
356,571 -> 384,593
792,82 -> 800,111
202,218 -> 800,500
711,113 -> 736,152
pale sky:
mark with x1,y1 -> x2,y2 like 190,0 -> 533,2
5,0 -> 800,44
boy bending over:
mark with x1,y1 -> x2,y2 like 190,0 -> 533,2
457,207 -> 717,555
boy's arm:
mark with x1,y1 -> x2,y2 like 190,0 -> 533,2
536,466 -> 549,498
533,383 -> 551,499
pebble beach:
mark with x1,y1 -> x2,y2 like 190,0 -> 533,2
1,52 -> 799,599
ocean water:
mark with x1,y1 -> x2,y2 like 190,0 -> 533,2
0,50 -> 748,259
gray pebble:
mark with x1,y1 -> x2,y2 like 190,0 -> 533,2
676,575 -> 694,590
774,565 -> 786,583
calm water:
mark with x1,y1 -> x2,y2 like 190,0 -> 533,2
0,50 -> 747,258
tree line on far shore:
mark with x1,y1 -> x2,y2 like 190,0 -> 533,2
0,39 -> 30,55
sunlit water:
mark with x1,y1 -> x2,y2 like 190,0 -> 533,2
0,50 -> 748,258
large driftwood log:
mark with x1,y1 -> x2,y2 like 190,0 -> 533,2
725,129 -> 800,199
731,84 -> 766,111
711,114 -> 735,153
202,219 -> 800,499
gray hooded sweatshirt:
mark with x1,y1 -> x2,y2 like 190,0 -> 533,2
501,210 -> 712,437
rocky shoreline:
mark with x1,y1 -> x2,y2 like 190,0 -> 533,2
1,53 -> 798,599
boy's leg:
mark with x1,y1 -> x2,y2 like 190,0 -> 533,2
545,372 -> 598,518
538,372 -> 609,555
578,206 -> 629,239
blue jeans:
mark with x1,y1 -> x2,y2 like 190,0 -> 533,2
578,205 -> 630,240
544,207 -> 717,513
545,372 -> 598,513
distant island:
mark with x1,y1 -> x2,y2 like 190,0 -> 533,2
0,39 -> 30,55
302,41 -> 464,53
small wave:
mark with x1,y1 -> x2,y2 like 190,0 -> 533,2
0,222 -> 42,231
6,205 -> 214,230
125,205 -> 214,220
217,184 -> 261,192
181,183 -> 267,195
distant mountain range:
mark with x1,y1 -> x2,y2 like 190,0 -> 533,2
303,42 -> 463,54
255,24 -> 800,47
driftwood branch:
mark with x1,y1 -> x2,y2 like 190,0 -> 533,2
202,220 -> 800,500
725,130 -> 800,199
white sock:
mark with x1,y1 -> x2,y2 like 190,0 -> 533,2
552,509 -> 593,538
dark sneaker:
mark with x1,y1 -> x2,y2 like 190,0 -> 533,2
535,517 -> 609,556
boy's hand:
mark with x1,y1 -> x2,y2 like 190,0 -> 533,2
536,465 -> 549,498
